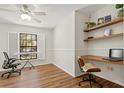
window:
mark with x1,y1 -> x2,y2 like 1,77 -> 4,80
20,33 -> 37,60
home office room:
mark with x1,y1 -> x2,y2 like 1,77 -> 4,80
0,3 -> 123,88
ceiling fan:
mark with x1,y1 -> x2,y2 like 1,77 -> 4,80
0,4 -> 47,23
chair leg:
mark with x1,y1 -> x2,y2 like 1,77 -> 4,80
13,69 -> 22,75
1,73 -> 5,77
18,70 -> 21,75
79,75 -> 90,86
79,74 -> 102,88
89,74 -> 103,88
1,74 -> 4,77
1,69 -> 21,79
1,72 -> 10,77
89,74 -> 92,88
79,81 -> 82,86
7,72 -> 11,79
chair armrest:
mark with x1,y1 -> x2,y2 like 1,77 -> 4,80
11,63 -> 21,66
9,58 -> 17,61
9,58 -> 18,64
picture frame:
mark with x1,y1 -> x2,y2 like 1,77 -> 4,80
97,17 -> 105,25
105,15 -> 111,23
104,29 -> 112,36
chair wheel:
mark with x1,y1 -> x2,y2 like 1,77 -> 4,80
7,75 -> 10,79
79,83 -> 81,86
19,72 -> 21,75
99,84 -> 103,88
1,74 -> 4,77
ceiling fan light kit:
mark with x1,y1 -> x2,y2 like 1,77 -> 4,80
21,13 -> 31,21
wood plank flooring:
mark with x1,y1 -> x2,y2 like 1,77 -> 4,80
0,64 -> 123,88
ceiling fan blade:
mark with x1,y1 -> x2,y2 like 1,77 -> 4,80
28,12 -> 42,23
32,18 -> 42,23
31,12 -> 46,16
0,8 -> 17,12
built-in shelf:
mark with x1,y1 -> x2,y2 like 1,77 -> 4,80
84,17 -> 123,32
84,33 -> 123,42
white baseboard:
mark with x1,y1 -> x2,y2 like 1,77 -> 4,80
53,63 -> 75,77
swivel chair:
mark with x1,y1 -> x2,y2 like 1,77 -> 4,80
78,56 -> 102,88
1,52 -> 21,78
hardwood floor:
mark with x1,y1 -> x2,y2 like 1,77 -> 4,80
0,64 -> 123,88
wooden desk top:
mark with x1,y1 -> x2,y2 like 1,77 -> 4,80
83,55 -> 124,65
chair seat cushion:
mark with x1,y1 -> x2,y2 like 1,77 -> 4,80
81,63 -> 101,72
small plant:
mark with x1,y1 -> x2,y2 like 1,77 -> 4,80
116,4 -> 124,9
85,22 -> 96,29
115,4 -> 124,17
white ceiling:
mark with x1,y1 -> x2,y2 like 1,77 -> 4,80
0,4 -> 89,29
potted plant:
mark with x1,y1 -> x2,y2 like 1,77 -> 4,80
115,4 -> 124,17
85,22 -> 96,29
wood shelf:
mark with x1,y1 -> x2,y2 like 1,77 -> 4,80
84,17 -> 124,32
84,33 -> 123,42
83,55 -> 124,65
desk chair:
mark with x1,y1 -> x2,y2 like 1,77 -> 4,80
1,52 -> 21,78
78,56 -> 102,88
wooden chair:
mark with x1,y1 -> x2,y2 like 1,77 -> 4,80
78,56 -> 102,88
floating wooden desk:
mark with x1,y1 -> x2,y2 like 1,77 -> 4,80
83,55 -> 123,65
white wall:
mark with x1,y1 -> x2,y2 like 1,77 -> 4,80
75,11 -> 88,76
53,12 -> 75,77
88,5 -> 123,56
0,23 -> 53,71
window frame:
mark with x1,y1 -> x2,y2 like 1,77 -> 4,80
19,33 -> 37,60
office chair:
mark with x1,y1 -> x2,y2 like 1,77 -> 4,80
1,52 -> 21,78
78,56 -> 102,88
